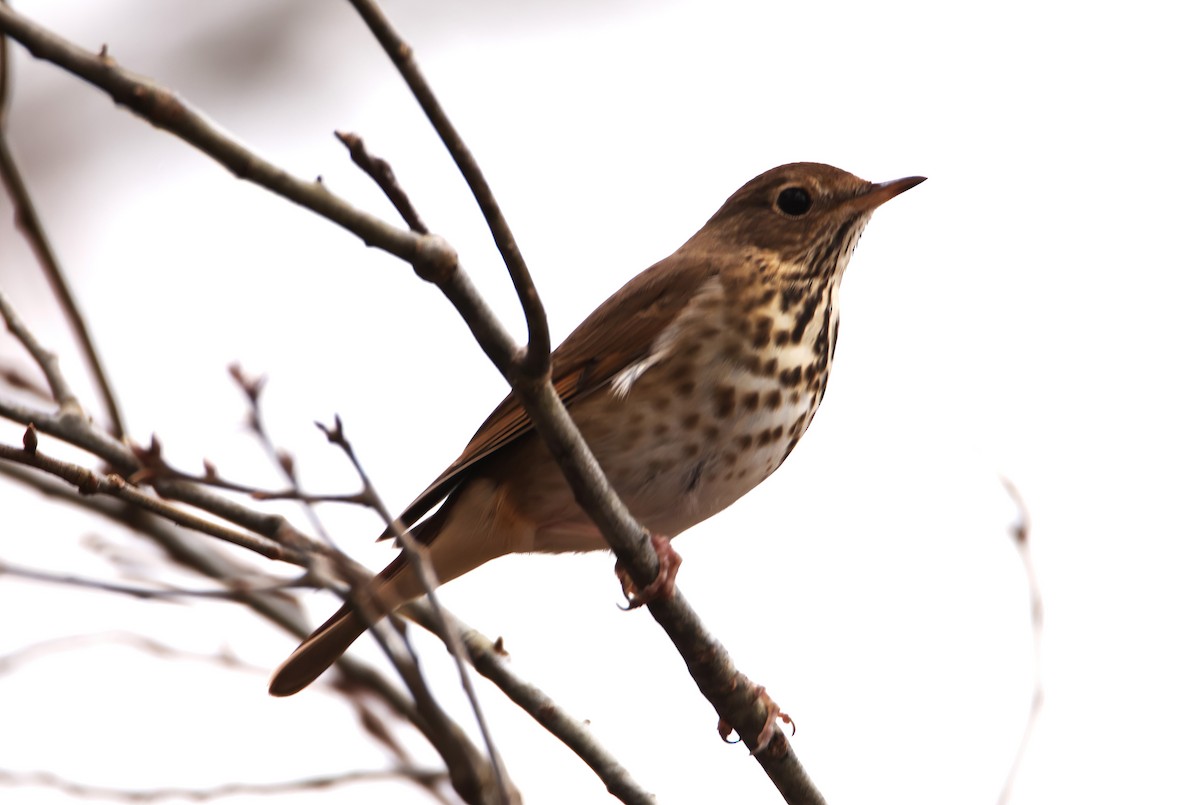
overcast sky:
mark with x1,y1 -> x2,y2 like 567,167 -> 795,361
2,1 -> 1197,803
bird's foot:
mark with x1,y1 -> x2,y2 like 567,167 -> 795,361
615,534 -> 682,609
718,684 -> 795,755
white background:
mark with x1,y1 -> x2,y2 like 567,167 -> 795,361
1,1 -> 1197,803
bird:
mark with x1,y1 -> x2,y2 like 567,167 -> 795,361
269,162 -> 924,696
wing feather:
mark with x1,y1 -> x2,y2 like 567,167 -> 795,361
399,248 -> 718,525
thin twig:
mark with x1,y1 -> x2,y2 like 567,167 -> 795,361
0,360 -> 54,401
0,632 -> 259,676
0,457 -> 492,799
0,440 -> 305,563
3,452 -> 652,804
223,372 -> 508,804
0,3 -> 454,276
318,415 -> 516,803
125,427 -> 364,503
336,130 -> 429,233
0,346 -> 520,804
404,602 -> 657,805
226,368 -> 500,800
0,0 -> 9,127
225,363 -> 352,552
0,288 -> 82,414
0,458 -> 438,732
997,477 -> 1044,805
0,559 -> 298,601
0,20 -> 126,437
0,393 -> 309,556
0,768 -> 447,802
344,0 -> 550,375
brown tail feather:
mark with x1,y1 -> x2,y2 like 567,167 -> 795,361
268,603 -> 366,696
269,487 -> 496,696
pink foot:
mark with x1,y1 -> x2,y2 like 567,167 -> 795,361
615,534 -> 682,609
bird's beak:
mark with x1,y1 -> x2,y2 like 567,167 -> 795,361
852,175 -> 926,213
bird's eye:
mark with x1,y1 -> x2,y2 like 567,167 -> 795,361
776,187 -> 813,216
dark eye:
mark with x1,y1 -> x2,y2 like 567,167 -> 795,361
776,186 -> 813,216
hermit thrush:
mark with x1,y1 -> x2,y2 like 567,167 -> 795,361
269,162 -> 923,696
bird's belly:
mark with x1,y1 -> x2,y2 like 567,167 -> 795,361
610,381 -> 816,534
536,356 -> 822,544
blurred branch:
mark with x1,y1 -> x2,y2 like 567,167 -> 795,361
0,632 -> 263,678
0,768 -> 448,802
0,3 -> 452,275
0,286 -> 81,413
0,434 -> 647,803
997,478 -> 1044,805
0,558 -> 296,601
0,5 -> 126,437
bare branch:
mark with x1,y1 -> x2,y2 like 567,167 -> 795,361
0,558 -> 297,601
0,3 -> 453,275
0,14 -> 126,436
317,415 -> 516,802
0,767 -> 447,802
997,477 -> 1044,805
0,288 -> 82,414
336,130 -> 429,233
344,0 -> 550,373
4,455 -> 651,804
0,632 -> 259,677
0,338 -> 318,561
0,440 -> 304,564
222,373 -> 516,804
0,456 -> 506,802
404,602 -> 657,805
122,421 -> 365,505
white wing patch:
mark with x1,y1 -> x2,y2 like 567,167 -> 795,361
608,275 -> 725,399
610,354 -> 662,398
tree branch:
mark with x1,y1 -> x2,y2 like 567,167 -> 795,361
317,415 -> 516,804
0,438 -> 304,563
344,0 -> 550,374
0,3 -> 451,275
0,767 -> 448,802
997,478 -> 1044,805
0,20 -> 126,437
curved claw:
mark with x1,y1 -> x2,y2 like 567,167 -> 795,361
614,534 -> 682,609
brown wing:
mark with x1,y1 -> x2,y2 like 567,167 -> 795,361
399,247 -> 718,525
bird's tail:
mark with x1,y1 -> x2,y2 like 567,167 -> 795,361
268,602 -> 370,696
268,480 -> 514,696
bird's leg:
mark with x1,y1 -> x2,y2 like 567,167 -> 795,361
615,533 -> 682,609
718,684 -> 796,755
